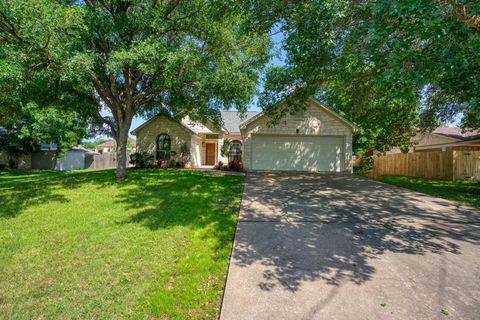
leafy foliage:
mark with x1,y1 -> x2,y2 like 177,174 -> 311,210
228,159 -> 243,172
0,103 -> 87,154
221,139 -> 232,158
357,155 -> 375,176
253,0 -> 480,155
81,139 -> 109,150
0,0 -> 271,179
179,142 -> 190,163
129,151 -> 154,169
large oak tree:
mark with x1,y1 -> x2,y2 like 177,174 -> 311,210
0,0 -> 270,179
249,0 -> 480,155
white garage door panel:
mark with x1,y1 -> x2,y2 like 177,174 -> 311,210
251,135 -> 344,172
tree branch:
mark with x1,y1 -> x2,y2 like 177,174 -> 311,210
95,103 -> 117,138
164,0 -> 182,18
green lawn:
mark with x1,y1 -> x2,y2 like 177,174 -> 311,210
0,169 -> 244,319
380,175 -> 480,209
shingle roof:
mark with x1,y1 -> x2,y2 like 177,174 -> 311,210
220,111 -> 260,133
433,127 -> 480,141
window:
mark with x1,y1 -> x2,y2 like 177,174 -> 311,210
156,133 -> 171,160
229,140 -> 242,161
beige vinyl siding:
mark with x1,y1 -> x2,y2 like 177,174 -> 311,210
250,135 -> 345,172
242,100 -> 353,172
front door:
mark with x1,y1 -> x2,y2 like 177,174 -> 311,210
205,143 -> 216,165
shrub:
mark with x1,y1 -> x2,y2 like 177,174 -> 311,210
221,140 -> 231,159
180,143 -> 190,163
358,154 -> 374,175
228,160 -> 243,172
129,152 -> 154,168
215,161 -> 224,169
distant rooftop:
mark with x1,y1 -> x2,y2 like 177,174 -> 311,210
433,127 -> 480,141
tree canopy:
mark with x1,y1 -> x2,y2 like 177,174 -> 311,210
255,0 -> 480,154
1,0 -> 478,175
0,0 -> 270,179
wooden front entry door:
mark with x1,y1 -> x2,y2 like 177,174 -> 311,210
205,143 -> 216,165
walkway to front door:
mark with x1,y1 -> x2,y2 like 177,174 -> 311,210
220,172 -> 480,320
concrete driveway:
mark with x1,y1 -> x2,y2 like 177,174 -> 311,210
220,172 -> 480,320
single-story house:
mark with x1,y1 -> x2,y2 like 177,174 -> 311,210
131,97 -> 356,172
95,137 -> 136,154
387,127 -> 480,154
412,127 -> 480,152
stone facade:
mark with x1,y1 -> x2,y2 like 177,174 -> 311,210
135,116 -> 193,164
241,99 -> 354,172
0,150 -> 7,166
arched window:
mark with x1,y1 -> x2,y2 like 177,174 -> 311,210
156,133 -> 171,160
229,140 -> 242,161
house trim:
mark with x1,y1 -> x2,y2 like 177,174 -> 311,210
239,97 -> 357,132
131,114 -> 197,136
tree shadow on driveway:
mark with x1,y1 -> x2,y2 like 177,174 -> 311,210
231,172 -> 480,293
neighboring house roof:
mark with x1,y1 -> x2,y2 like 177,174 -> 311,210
220,111 -> 260,133
239,97 -> 357,131
431,127 -> 480,142
96,138 -> 137,148
70,145 -> 93,153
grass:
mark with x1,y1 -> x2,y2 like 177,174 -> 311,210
0,168 -> 244,319
380,175 -> 480,209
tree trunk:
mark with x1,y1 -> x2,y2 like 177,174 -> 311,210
114,114 -> 134,181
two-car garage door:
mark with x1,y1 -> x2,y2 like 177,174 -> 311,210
250,135 -> 344,172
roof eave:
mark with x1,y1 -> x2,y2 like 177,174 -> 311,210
130,114 -> 197,136
238,97 -> 358,132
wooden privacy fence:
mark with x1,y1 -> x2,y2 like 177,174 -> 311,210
453,151 -> 480,180
371,150 -> 480,180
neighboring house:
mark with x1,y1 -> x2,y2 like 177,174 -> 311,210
412,127 -> 480,152
95,138 -> 136,154
131,97 -> 356,172
388,127 -> 480,154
